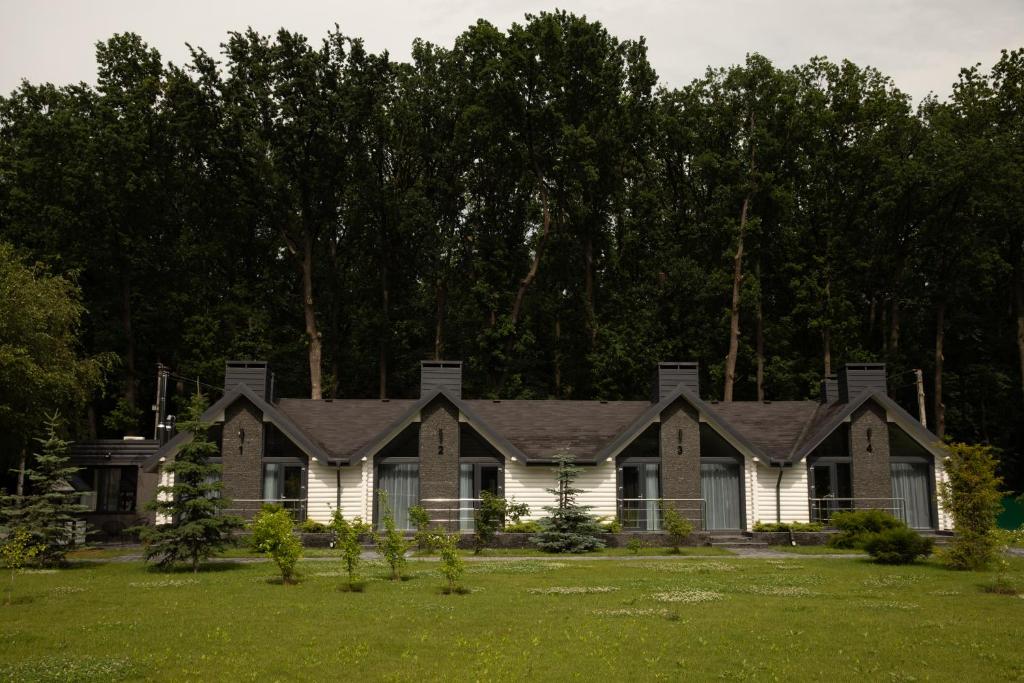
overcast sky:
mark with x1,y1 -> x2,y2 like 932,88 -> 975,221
2,0 -> 1021,102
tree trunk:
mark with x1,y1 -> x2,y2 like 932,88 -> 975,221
755,262 -> 765,401
1015,258 -> 1024,409
16,449 -> 26,496
584,236 -> 596,345
934,301 -> 946,439
300,231 -> 323,400
889,297 -> 900,355
554,316 -> 562,398
511,184 -> 553,327
433,278 -> 447,361
723,111 -> 756,402
379,260 -> 389,400
723,195 -> 749,402
823,328 -> 832,378
121,269 -> 137,423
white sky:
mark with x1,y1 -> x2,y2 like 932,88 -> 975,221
1,0 -> 1021,102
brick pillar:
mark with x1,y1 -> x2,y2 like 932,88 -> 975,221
418,399 -> 461,529
659,400 -> 702,527
221,399 -> 264,518
849,402 -> 893,510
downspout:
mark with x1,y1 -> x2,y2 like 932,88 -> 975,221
770,460 -> 795,545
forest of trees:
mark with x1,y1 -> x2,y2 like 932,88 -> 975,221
1,12 -> 1021,490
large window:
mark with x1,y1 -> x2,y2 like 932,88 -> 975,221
262,462 -> 304,518
73,467 -> 138,513
700,461 -> 742,530
458,460 -> 502,530
619,462 -> 661,530
377,461 -> 420,530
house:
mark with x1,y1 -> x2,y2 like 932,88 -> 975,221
69,359 -> 952,535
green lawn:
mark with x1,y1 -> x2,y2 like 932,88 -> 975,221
767,545 -> 866,555
2,555 -> 1022,681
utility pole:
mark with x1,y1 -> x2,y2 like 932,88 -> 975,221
914,368 -> 927,429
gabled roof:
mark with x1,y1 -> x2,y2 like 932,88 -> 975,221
143,384 -> 332,471
790,390 -> 947,462
595,383 -> 770,462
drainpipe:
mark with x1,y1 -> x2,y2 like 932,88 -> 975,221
770,460 -> 794,543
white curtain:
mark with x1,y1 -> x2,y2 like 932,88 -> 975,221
100,468 -> 121,512
891,462 -> 932,528
643,464 -> 660,531
379,463 -> 420,530
263,463 -> 282,500
701,463 -> 741,530
459,464 -> 474,530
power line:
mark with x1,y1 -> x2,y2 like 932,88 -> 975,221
166,372 -> 225,394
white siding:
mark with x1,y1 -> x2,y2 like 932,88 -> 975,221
504,459 -> 617,522
304,460 -> 374,524
156,469 -> 173,525
934,458 -> 952,530
753,462 -> 810,525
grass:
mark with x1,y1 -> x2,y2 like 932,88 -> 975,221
2,554 -> 1023,680
768,545 -> 866,555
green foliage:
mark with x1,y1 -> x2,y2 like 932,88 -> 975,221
940,442 -> 1006,570
827,509 -> 906,549
661,503 -> 694,553
473,492 -> 529,554
752,521 -> 825,532
1,528 -> 41,605
599,517 -> 623,534
863,527 -> 934,564
296,518 -> 328,534
407,505 -> 432,551
625,537 -> 645,555
329,510 -> 371,588
503,520 -> 542,534
375,490 -> 410,580
136,394 -> 243,572
428,529 -> 466,593
251,505 -> 303,583
0,413 -> 85,566
101,398 -> 143,435
531,455 -> 606,553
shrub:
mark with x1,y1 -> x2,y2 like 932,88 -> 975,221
408,505 -> 432,551
375,490 -> 410,580
599,517 -> 623,533
473,492 -> 529,554
661,503 -> 694,553
939,442 -> 1005,570
863,527 -> 934,564
531,454 -> 606,553
827,509 -> 905,549
297,518 -> 328,534
329,510 -> 371,590
1,529 -> 41,605
503,520 -> 542,534
251,505 -> 303,584
626,537 -> 646,555
752,521 -> 824,532
429,530 -> 466,593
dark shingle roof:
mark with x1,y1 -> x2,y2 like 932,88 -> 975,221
463,400 -> 651,462
708,401 -> 821,461
276,399 -> 416,461
70,439 -> 159,463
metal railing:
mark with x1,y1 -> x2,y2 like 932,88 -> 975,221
617,498 -> 706,531
809,497 -> 906,525
419,498 -> 482,530
222,498 -> 307,521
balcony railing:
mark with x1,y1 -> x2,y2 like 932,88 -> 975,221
617,498 -> 706,531
222,498 -> 307,521
809,497 -> 906,526
419,498 -> 482,530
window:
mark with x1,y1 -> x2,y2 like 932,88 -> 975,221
262,462 -> 304,518
72,467 -> 138,513
619,462 -> 661,530
458,461 -> 502,530
700,461 -> 742,530
808,461 -> 852,523
377,462 -> 420,530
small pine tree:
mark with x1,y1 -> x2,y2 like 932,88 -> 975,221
0,413 -> 85,566
940,442 -> 1005,570
531,454 -> 605,553
137,393 -> 243,572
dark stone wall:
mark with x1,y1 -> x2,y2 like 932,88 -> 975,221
418,399 -> 461,528
221,399 -> 264,511
849,402 -> 893,508
659,399 -> 702,520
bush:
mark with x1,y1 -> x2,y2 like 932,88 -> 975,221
599,517 -> 623,533
251,506 -> 303,584
329,510 -> 371,589
827,509 -> 905,549
408,505 -> 431,551
429,530 -> 466,593
940,442 -> 1005,570
661,503 -> 693,553
297,518 -> 328,534
626,537 -> 645,555
503,520 -> 542,534
863,527 -> 934,564
375,490 -> 410,580
752,521 -> 824,532
1,529 -> 41,605
473,492 -> 529,554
